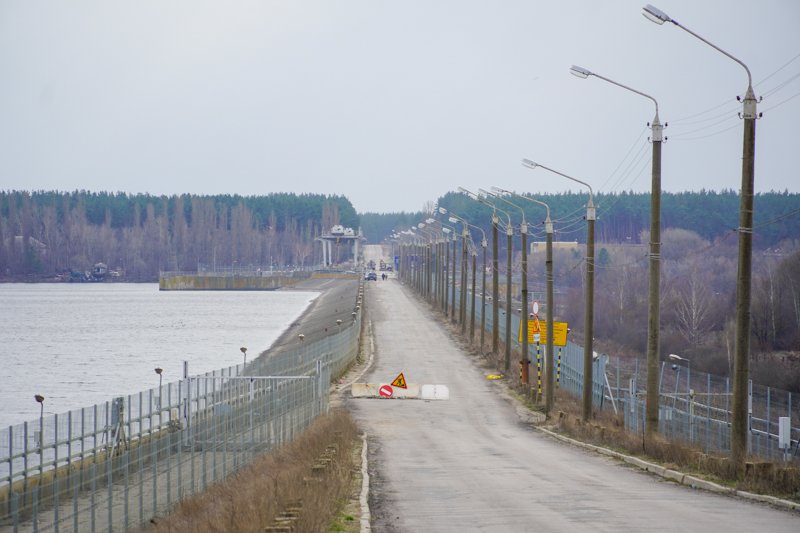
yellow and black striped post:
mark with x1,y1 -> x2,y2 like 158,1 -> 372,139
536,343 -> 542,399
557,347 -> 562,387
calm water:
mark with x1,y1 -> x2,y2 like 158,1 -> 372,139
0,284 -> 317,428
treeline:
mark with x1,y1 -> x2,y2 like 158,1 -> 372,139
431,189 -> 800,248
0,191 -> 358,280
359,211 -> 424,247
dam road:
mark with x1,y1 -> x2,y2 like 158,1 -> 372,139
347,247 -> 798,532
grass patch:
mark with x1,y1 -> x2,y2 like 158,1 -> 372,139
148,408 -> 360,532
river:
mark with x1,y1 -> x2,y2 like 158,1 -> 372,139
0,283 -> 317,429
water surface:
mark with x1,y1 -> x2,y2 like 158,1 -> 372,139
0,284 -> 316,428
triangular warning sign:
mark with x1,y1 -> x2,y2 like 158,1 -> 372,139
391,372 -> 408,389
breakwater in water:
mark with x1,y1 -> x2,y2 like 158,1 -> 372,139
159,271 -> 359,290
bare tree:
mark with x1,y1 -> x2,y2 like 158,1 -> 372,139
673,265 -> 714,347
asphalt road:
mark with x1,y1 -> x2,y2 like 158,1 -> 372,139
347,277 -> 799,532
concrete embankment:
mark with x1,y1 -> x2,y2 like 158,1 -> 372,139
159,271 -> 359,291
258,277 -> 363,355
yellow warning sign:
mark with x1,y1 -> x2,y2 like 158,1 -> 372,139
391,372 -> 408,389
518,320 -> 569,347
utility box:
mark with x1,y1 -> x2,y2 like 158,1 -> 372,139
778,417 -> 791,450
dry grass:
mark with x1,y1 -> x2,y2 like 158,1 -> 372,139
550,390 -> 800,500
147,408 -> 360,532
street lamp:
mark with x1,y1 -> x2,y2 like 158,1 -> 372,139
496,186 -> 557,414
668,353 -> 691,393
35,394 -> 45,474
488,187 -> 530,386
522,159 -> 596,422
570,63 -> 664,436
445,213 -> 470,332
460,187 -> 514,370
240,346 -> 248,368
442,207 -> 488,345
643,1 -> 758,468
154,367 -> 163,409
35,394 -> 45,418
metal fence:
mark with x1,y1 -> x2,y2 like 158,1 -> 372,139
413,266 -> 799,463
0,306 -> 361,532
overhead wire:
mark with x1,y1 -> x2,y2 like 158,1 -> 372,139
667,51 -> 800,125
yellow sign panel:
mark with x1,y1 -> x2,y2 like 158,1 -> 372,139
518,320 -> 568,347
391,372 -> 408,389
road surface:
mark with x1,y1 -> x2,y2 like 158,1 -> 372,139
347,276 -> 799,532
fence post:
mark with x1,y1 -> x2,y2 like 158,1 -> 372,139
747,379 -> 753,454
183,361 -> 191,448
317,360 -> 324,416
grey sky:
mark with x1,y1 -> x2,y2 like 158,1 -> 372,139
1,1 -> 798,214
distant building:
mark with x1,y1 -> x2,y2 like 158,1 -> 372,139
530,241 -> 579,254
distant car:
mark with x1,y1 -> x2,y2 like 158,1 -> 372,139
365,272 -> 377,281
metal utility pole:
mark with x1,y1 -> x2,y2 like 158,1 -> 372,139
643,1 -> 758,469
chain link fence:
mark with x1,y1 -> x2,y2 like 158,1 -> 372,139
409,264 -> 799,463
0,304 -> 361,532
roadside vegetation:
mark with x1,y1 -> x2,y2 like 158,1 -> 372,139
147,408 -> 360,533
548,390 -> 800,501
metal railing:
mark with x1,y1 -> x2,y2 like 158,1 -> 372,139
0,303 -> 361,532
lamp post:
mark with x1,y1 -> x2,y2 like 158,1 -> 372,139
240,346 -> 248,369
478,192 -> 514,372
668,353 -> 691,395
441,208 -> 488,348
35,394 -> 45,478
497,186 -> 556,414
643,2 -> 757,468
446,214 -> 470,333
441,227 -> 452,314
461,187 -> 513,369
488,188 -> 530,386
460,187 -> 499,356
570,64 -> 664,436
155,367 -> 163,409
523,159 -> 596,422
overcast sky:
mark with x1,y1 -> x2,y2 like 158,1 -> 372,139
1,1 -> 798,214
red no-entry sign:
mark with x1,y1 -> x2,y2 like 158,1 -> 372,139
379,384 -> 393,398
